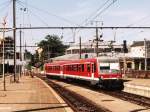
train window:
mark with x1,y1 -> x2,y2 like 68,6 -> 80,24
76,64 -> 78,72
81,64 -> 84,72
92,64 -> 94,73
94,63 -> 96,72
87,64 -> 91,72
66,66 -> 68,71
73,65 -> 77,71
71,65 -> 73,71
68,65 -> 70,71
78,64 -> 81,72
68,65 -> 71,71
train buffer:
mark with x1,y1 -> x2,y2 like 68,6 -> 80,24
0,75 -> 73,112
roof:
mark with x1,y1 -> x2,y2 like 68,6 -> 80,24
131,41 -> 150,47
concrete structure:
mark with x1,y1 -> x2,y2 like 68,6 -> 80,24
66,41 -> 123,55
52,40 -> 150,72
123,78 -> 150,97
120,40 -> 150,70
0,75 -> 72,112
0,36 -> 21,74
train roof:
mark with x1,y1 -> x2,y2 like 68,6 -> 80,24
45,56 -> 119,66
96,56 -> 119,60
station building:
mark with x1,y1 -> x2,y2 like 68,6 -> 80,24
0,36 -> 21,74
52,40 -> 150,71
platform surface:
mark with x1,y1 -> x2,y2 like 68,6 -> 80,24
124,78 -> 150,87
0,75 -> 72,112
123,78 -> 150,97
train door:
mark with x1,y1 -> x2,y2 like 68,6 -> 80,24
91,63 -> 94,80
60,66 -> 63,77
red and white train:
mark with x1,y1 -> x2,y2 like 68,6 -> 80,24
44,57 -> 124,89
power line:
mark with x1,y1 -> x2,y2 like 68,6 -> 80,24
17,0 -> 80,27
0,0 -> 11,8
65,0 -> 117,43
0,0 -> 12,12
119,14 -> 150,39
80,0 -> 111,26
17,1 -> 49,27
91,0 -> 117,20
7,26 -> 150,29
127,14 -> 150,27
1,26 -> 150,31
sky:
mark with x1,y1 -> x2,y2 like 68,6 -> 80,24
0,0 -> 150,53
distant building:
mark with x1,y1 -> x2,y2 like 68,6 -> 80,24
130,41 -> 150,58
65,41 -> 123,58
0,36 -> 21,73
52,40 -> 123,61
119,40 -> 150,70
0,36 -> 14,59
52,39 -> 150,71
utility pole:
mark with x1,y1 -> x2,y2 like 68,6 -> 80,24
13,0 -> 16,82
144,38 -> 147,71
47,45 -> 51,59
79,37 -> 81,59
91,21 -> 103,57
2,17 -> 6,91
20,25 -> 22,77
96,26 -> 98,57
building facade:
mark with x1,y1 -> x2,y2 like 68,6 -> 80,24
0,36 -> 21,73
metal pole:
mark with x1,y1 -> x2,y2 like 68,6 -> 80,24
123,53 -> 126,77
13,0 -> 16,82
47,45 -> 49,59
144,38 -> 147,71
79,37 -> 81,59
96,27 -> 98,57
2,18 -> 6,91
19,25 -> 22,77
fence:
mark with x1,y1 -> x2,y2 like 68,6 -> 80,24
122,70 -> 150,78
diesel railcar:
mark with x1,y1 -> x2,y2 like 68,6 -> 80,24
44,57 -> 124,89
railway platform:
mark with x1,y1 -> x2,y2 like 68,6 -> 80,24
123,78 -> 150,97
0,75 -> 73,112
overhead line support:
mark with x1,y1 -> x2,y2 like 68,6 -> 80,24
1,26 -> 150,30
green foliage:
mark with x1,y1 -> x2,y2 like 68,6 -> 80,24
38,34 -> 68,60
24,49 -> 32,60
29,34 -> 68,68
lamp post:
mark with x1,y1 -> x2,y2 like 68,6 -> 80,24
144,38 -> 147,71
2,17 -> 6,91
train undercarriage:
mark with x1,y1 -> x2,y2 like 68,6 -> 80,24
98,78 -> 124,90
46,74 -> 124,90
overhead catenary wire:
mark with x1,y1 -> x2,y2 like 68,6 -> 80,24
17,1 -> 49,27
65,0 -> 116,42
0,0 -> 11,10
17,0 -> 80,27
16,1 -> 40,52
119,13 -> 150,40
0,0 -> 12,15
80,0 -> 112,26
91,0 -> 117,21
127,15 -> 150,27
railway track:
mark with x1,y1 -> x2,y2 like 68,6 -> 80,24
36,74 -> 150,111
36,74 -> 111,112
103,91 -> 150,108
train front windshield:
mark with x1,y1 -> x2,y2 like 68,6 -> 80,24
99,59 -> 120,74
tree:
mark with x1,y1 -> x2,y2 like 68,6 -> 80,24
24,49 -> 32,60
38,34 -> 68,61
